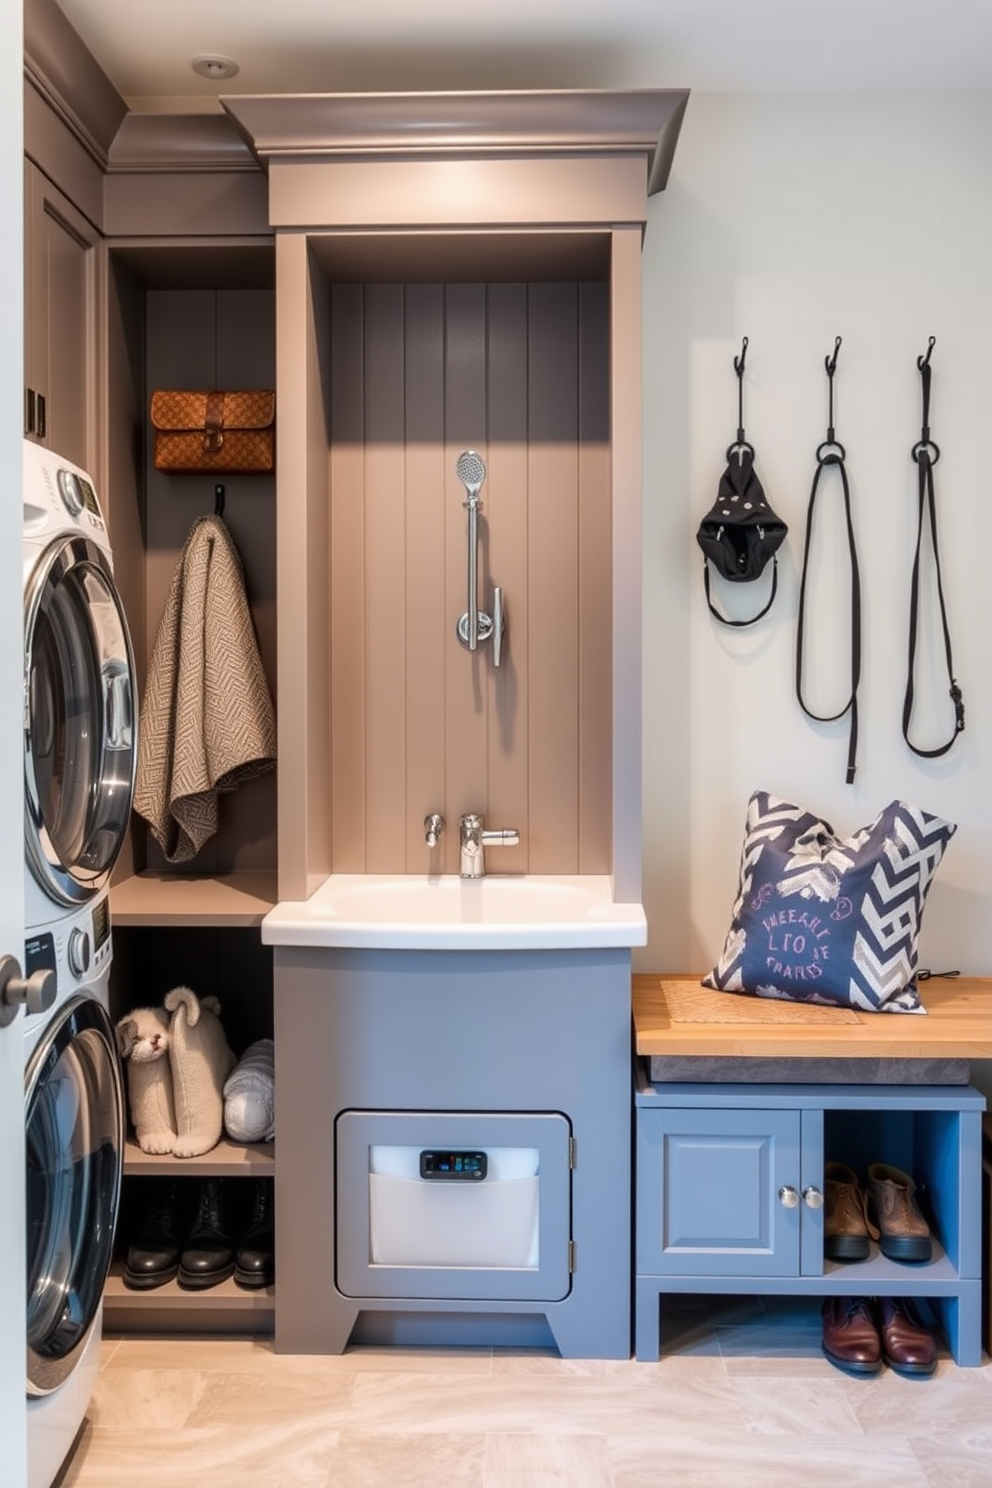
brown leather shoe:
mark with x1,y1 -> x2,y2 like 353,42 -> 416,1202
821,1295 -> 882,1374
824,1161 -> 870,1262
866,1163 -> 932,1263
876,1296 -> 937,1376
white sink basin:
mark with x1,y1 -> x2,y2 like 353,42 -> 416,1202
261,874 -> 647,950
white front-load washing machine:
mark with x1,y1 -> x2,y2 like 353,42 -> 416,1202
24,895 -> 122,1488
22,440 -> 136,1488
23,438 -> 137,931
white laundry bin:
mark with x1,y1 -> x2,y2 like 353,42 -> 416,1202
369,1145 -> 540,1268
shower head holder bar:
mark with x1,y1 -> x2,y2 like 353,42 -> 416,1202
455,449 -> 505,666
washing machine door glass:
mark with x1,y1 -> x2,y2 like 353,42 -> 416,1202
24,534 -> 137,906
25,995 -> 124,1397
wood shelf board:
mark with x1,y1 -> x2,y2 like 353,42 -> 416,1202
111,870 -> 278,926
123,1135 -> 275,1177
105,1264 -> 273,1311
633,974 -> 992,1060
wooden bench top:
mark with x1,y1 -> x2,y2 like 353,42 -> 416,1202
632,974 -> 992,1061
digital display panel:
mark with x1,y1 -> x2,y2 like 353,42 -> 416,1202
91,894 -> 110,951
78,478 -> 102,518
419,1150 -> 488,1181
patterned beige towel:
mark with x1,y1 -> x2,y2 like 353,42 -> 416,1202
134,515 -> 276,863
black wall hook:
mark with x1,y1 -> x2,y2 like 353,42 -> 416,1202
917,334 -> 936,371
825,335 -> 842,377
214,482 -> 226,516
823,336 -> 843,447
733,336 -> 749,447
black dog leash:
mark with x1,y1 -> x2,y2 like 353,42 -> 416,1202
902,337 -> 965,758
796,338 -> 862,783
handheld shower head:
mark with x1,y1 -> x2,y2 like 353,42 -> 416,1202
456,449 -> 487,506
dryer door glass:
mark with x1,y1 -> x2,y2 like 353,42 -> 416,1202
25,995 -> 124,1397
24,535 -> 137,905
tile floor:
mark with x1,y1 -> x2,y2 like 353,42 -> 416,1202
57,1297 -> 992,1488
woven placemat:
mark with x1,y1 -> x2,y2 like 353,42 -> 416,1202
659,979 -> 861,1026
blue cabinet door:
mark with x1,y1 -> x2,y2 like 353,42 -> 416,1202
637,1107 -> 801,1277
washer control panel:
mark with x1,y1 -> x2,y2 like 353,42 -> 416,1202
25,892 -> 112,999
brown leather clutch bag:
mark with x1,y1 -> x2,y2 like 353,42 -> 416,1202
150,390 -> 275,474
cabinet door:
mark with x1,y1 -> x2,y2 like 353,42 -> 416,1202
637,1107 -> 801,1277
335,1110 -> 573,1301
24,160 -> 97,469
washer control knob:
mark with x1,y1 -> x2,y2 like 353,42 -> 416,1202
56,468 -> 84,515
68,927 -> 91,978
0,956 -> 57,1027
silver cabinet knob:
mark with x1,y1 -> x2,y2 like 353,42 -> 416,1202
778,1185 -> 800,1209
0,954 -> 57,1028
803,1185 -> 825,1209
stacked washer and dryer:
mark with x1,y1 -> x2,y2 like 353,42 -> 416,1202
22,439 -> 137,1488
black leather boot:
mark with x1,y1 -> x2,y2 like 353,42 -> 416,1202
178,1178 -> 235,1289
124,1178 -> 182,1290
235,1177 -> 274,1289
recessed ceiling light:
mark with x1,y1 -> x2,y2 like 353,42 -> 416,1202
191,54 -> 240,81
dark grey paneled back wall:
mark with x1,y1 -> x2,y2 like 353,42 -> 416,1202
328,280 -> 612,877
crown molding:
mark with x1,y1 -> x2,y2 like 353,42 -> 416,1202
24,0 -> 128,167
222,89 -> 690,195
105,113 -> 260,174
24,0 -> 258,176
22,19 -> 687,190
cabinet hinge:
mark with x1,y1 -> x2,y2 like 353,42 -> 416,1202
568,1239 -> 576,1273
568,1136 -> 577,1168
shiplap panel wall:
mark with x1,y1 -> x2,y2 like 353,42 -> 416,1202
328,280 -> 612,876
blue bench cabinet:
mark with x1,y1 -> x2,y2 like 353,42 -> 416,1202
634,1074 -> 986,1366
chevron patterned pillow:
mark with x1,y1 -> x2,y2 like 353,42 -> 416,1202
703,791 -> 956,1014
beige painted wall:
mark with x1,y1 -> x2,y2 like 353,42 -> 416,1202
639,91 -> 992,1100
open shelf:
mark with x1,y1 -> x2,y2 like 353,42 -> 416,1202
111,871 -> 278,927
103,1262 -> 274,1335
122,1135 -> 274,1178
105,1262 -> 273,1310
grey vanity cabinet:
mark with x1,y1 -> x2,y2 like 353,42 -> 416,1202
634,1078 -> 986,1367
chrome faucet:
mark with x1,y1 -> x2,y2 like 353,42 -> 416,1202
424,813 -> 445,848
459,813 -> 520,879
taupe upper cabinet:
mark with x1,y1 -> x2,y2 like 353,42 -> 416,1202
23,160 -> 98,471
